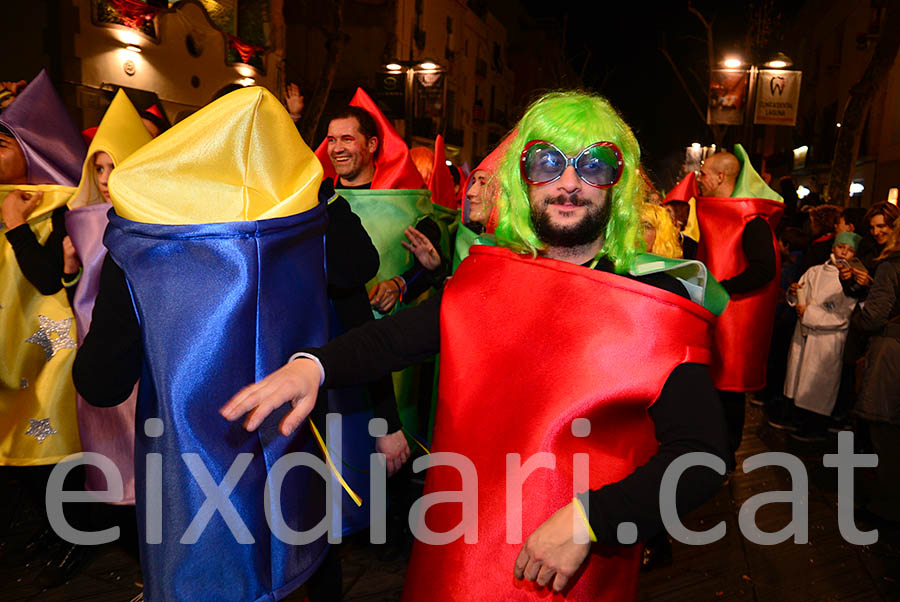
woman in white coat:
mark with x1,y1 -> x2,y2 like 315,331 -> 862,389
784,232 -> 862,424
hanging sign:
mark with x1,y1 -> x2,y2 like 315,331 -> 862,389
754,70 -> 802,126
707,69 -> 749,125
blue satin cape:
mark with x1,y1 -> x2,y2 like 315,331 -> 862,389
104,205 -> 330,602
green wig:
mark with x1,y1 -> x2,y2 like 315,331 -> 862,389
493,91 -> 645,272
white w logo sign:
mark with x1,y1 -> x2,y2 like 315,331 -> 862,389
770,76 -> 786,96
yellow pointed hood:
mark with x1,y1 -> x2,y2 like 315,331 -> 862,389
68,90 -> 152,209
108,86 -> 322,224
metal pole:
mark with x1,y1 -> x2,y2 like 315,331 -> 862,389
405,66 -> 415,145
743,65 -> 758,151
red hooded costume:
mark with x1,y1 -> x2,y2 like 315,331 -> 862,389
314,87 -> 424,190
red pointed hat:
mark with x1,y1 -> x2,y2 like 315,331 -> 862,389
145,104 -> 163,119
314,87 -> 424,189
428,135 -> 456,208
81,126 -> 99,145
663,171 -> 699,204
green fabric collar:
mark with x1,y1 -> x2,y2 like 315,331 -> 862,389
629,253 -> 729,316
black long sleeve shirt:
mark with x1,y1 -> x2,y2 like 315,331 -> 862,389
719,216 -> 776,295
309,258 -> 729,544
5,207 -> 78,304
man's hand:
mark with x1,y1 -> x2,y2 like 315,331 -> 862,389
853,268 -> 872,287
369,278 -> 402,313
62,236 -> 81,275
401,226 -> 441,271
513,501 -> 592,593
376,430 -> 410,476
284,83 -> 304,122
220,357 -> 321,436
1,190 -> 42,229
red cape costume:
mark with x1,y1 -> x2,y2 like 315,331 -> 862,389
314,87 -> 424,190
696,197 -> 783,391
663,170 -> 699,204
402,245 -> 716,601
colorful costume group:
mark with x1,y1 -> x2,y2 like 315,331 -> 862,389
3,74 -> 745,602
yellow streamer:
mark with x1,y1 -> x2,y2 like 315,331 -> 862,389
573,496 -> 598,543
309,420 -> 363,507
409,433 -> 431,455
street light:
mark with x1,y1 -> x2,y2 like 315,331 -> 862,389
764,52 -> 793,69
717,53 -> 798,148
380,58 -> 446,144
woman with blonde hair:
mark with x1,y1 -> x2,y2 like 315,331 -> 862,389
640,202 -> 683,258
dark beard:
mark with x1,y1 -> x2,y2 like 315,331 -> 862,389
530,194 -> 609,247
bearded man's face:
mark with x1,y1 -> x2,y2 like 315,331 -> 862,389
528,165 -> 610,247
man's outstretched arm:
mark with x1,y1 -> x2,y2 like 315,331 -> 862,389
221,292 -> 442,434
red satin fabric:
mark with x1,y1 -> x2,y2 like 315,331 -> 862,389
428,135 -> 457,208
696,197 -> 783,391
663,171 -> 699,204
402,245 -> 716,601
314,87 -> 424,190
145,104 -> 163,119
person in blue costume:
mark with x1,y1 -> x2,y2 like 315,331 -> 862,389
72,87 -> 372,601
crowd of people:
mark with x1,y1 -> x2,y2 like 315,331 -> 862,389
0,69 -> 898,602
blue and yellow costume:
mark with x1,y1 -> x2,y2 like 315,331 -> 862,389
104,87 -> 330,601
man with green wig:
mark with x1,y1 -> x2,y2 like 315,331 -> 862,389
223,91 -> 729,600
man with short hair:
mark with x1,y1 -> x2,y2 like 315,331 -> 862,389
326,106 -> 379,189
697,151 -> 740,198
696,147 -> 782,458
323,104 -> 446,311
223,91 -> 728,600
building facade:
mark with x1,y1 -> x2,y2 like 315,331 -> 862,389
786,0 -> 900,207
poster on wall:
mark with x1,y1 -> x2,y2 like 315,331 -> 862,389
707,69 -> 749,125
754,70 -> 802,126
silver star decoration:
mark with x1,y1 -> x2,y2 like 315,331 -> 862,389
26,315 -> 76,361
25,418 -> 57,443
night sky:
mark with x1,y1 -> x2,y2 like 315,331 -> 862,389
513,1 -> 802,189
